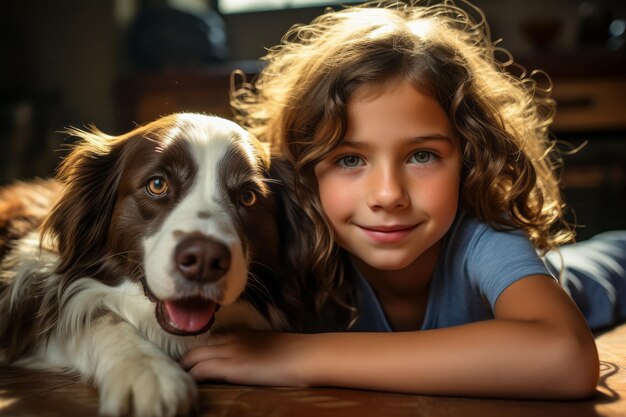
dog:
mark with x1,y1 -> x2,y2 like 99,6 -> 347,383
0,113 -> 309,417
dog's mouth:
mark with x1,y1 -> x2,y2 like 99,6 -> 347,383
156,298 -> 221,336
139,277 -> 221,336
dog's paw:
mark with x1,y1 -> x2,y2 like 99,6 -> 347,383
98,356 -> 197,417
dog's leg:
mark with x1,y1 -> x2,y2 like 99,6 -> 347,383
64,313 -> 197,417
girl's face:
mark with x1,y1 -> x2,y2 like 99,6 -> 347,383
314,79 -> 462,273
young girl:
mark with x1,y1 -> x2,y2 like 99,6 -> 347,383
181,1 -> 626,398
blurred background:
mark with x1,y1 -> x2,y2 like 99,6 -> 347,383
0,0 -> 624,240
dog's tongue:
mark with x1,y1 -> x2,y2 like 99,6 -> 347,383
164,298 -> 217,333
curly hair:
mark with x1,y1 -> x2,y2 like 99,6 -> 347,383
231,0 -> 574,328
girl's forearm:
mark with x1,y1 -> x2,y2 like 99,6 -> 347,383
301,320 -> 598,399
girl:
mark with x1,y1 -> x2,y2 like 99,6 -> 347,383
182,1 -> 626,398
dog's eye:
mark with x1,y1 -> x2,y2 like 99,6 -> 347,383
146,177 -> 169,196
239,190 -> 258,207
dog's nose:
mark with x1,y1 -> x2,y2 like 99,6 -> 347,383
175,235 -> 231,282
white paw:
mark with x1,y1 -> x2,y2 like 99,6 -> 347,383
98,356 -> 197,417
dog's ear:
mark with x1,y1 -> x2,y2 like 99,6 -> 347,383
268,157 -> 316,330
268,157 -> 311,267
40,128 -> 131,276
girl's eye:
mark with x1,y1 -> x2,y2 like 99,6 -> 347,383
239,190 -> 258,207
146,177 -> 169,196
337,155 -> 363,169
409,151 -> 438,165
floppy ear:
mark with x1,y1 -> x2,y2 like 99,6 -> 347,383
268,158 -> 312,264
41,128 -> 130,277
268,157 -> 317,330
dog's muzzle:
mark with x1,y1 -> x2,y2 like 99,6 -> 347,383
149,233 -> 231,336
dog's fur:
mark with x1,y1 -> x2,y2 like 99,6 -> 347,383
0,178 -> 61,260
0,113 -> 310,417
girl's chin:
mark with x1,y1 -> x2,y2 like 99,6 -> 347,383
351,252 -> 421,272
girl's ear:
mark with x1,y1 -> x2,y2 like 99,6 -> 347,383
41,128 -> 129,276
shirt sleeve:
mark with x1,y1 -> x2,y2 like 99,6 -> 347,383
465,223 -> 554,310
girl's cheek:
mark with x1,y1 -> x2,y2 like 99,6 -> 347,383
318,180 -> 346,218
425,172 -> 461,216
317,172 -> 356,221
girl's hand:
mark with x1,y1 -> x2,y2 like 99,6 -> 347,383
180,330 -> 315,387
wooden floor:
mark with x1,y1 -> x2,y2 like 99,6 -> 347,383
1,325 -> 625,417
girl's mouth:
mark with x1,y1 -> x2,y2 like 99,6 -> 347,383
358,224 -> 418,244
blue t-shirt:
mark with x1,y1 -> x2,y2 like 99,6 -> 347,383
350,212 -> 626,332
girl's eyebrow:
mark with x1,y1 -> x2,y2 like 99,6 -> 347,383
341,134 -> 454,148
408,134 -> 454,143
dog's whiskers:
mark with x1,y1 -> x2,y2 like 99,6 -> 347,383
245,272 -> 276,306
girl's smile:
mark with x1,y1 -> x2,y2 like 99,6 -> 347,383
357,224 -> 419,244
315,78 -> 462,276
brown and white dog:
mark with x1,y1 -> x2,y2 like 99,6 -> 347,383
0,113 -> 309,417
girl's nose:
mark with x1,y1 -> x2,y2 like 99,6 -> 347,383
366,165 -> 409,211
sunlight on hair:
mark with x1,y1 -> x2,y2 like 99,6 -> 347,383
348,9 -> 394,38
367,23 -> 395,39
407,19 -> 434,38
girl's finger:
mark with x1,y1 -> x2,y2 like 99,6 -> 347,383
188,360 -> 229,382
180,346 -> 225,369
180,332 -> 241,368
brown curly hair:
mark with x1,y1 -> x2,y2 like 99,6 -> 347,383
231,0 -> 574,328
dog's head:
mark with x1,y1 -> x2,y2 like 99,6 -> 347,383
42,113 -> 285,335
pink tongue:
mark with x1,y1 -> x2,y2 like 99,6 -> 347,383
164,298 -> 217,333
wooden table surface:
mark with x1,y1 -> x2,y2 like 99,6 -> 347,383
1,324 -> 625,417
